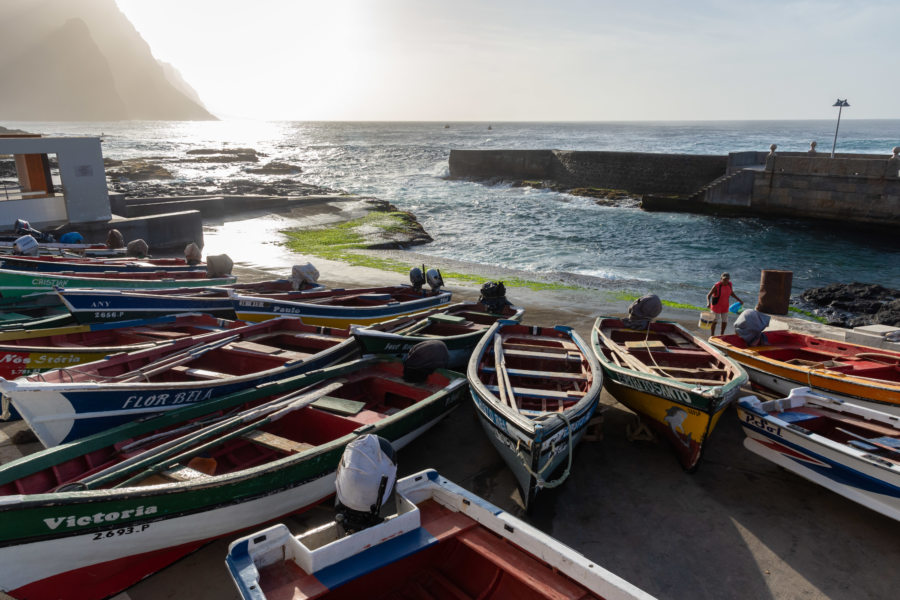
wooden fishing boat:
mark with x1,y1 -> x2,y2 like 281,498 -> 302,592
591,317 -> 748,471
467,321 -> 602,509
0,254 -> 206,273
710,330 -> 900,416
0,317 -> 359,446
351,300 -> 525,369
232,285 -> 452,328
0,313 -> 238,422
0,313 -> 238,380
226,469 -> 654,600
57,279 -> 324,324
0,267 -> 236,298
0,358 -> 467,600
737,387 -> 900,522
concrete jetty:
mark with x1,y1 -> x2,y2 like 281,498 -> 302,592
449,148 -> 900,227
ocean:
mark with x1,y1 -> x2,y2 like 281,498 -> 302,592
7,119 -> 900,307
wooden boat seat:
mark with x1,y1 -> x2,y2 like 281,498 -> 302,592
486,384 -> 584,400
503,336 -> 578,351
242,430 -> 315,454
428,314 -> 468,324
503,348 -> 582,363
227,340 -> 283,355
128,329 -> 191,339
482,365 -> 586,382
624,340 -> 667,351
170,365 -> 229,380
311,395 -> 366,416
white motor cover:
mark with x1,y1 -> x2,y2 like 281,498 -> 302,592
335,434 -> 397,513
13,235 -> 39,256
292,263 -> 320,289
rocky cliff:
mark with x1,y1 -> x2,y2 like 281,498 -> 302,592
0,0 -> 215,121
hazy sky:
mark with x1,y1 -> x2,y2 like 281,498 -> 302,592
115,0 -> 898,121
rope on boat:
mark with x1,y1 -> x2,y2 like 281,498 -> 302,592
517,411 -> 574,490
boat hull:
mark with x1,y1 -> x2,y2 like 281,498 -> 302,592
233,290 -> 452,327
737,401 -> 900,522
470,385 -> 598,508
602,374 -> 732,470
59,289 -> 237,323
710,333 -> 900,416
0,269 -> 236,299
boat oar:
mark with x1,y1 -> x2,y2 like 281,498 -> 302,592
593,325 -> 653,375
112,333 -> 241,382
494,335 -> 517,410
80,381 -> 343,489
113,381 -> 345,488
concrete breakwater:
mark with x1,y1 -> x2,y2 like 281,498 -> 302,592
449,148 -> 900,227
449,149 -> 726,196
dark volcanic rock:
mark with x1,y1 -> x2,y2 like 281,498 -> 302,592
107,159 -> 173,181
796,282 -> 900,328
246,161 -> 302,175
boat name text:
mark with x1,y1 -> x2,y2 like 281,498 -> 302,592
617,373 -> 693,404
44,505 -> 158,530
122,389 -> 213,409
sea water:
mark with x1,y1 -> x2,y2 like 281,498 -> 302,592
6,120 -> 900,306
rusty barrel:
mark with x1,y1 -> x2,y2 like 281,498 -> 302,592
756,270 -> 793,315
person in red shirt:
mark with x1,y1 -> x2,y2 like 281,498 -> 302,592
706,272 -> 743,336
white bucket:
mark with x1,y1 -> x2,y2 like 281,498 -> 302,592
698,311 -> 716,330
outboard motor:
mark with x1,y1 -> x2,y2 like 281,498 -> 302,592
734,309 -> 771,346
403,340 -> 449,383
14,219 -> 54,243
409,266 -> 425,291
425,268 -> 444,291
291,262 -> 320,290
623,294 -> 663,330
334,434 -> 398,535
478,281 -> 511,314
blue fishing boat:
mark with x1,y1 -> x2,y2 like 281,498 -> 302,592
737,387 -> 900,522
0,255 -> 206,273
0,317 -> 359,446
57,280 -> 323,323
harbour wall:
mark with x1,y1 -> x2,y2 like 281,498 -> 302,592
448,150 -> 727,195
450,149 -> 900,226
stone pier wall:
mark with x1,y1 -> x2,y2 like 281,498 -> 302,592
449,149 -> 727,195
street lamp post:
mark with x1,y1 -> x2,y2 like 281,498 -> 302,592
831,99 -> 849,158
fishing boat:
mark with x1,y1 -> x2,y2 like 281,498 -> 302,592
710,330 -> 900,416
226,469 -> 654,600
0,313 -> 238,380
351,300 -> 524,369
591,317 -> 748,471
0,358 -> 467,600
0,317 -> 359,446
232,285 -> 452,327
57,279 -> 324,324
467,321 -> 602,509
0,254 -> 206,273
0,267 -> 236,298
737,387 -> 900,522
0,313 -> 238,422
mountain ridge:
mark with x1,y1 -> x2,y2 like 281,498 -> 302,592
0,0 -> 215,121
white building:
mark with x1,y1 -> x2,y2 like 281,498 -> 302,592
0,135 -> 111,230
